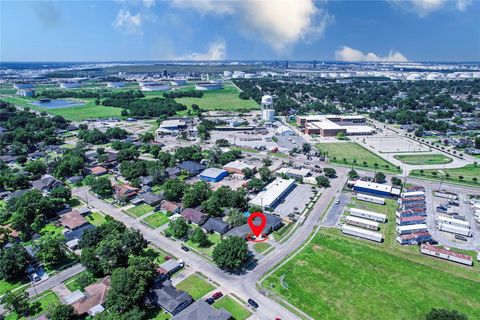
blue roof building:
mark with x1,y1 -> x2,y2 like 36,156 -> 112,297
199,168 -> 228,182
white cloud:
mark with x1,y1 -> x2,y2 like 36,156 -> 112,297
390,0 -> 472,17
113,9 -> 143,35
170,0 -> 332,53
142,0 -> 155,8
176,41 -> 226,61
335,46 -> 408,62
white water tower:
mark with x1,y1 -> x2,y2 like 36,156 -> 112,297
261,95 -> 275,123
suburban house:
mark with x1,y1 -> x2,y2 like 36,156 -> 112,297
226,213 -> 282,238
114,184 -> 139,201
145,279 -> 193,316
31,174 -> 63,193
59,210 -> 90,231
160,201 -> 181,214
88,166 -> 108,176
177,161 -> 206,176
156,259 -> 184,276
181,208 -> 209,226
140,192 -> 164,206
139,176 -> 154,186
172,300 -> 232,320
166,167 -> 181,179
63,276 -> 111,316
202,218 -> 230,235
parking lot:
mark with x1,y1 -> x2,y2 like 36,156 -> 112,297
322,192 -> 351,226
352,135 -> 430,153
273,184 -> 315,218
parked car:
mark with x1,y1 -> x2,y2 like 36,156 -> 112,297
164,256 -> 172,261
247,299 -> 259,308
205,298 -> 215,305
181,246 -> 189,252
335,199 -> 340,205
455,235 -> 467,241
212,291 -> 223,300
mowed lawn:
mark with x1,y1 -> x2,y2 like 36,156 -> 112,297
411,164 -> 480,186
126,204 -> 154,217
176,274 -> 215,300
185,231 -> 222,257
213,296 -> 252,320
174,85 -> 258,111
86,212 -> 107,226
263,229 -> 480,320
143,212 -> 169,228
315,142 -> 400,173
394,153 -> 453,165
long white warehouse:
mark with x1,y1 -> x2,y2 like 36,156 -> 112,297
356,193 -> 385,205
401,191 -> 425,198
249,178 -> 295,209
396,224 -> 428,235
420,244 -> 473,266
438,222 -> 472,237
342,225 -> 383,243
349,208 -> 387,223
437,216 -> 470,229
345,216 -> 379,231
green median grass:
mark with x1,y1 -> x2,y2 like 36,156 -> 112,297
143,212 -> 169,228
410,164 -> 480,187
176,274 -> 216,300
315,142 -> 400,173
126,204 -> 154,217
394,153 -> 453,165
263,228 -> 480,320
213,296 -> 252,320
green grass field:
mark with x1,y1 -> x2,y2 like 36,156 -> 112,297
253,242 -> 272,254
213,296 -> 252,320
185,231 -> 221,257
0,279 -> 25,296
176,274 -> 215,300
410,164 -> 480,186
174,85 -> 259,112
143,212 -> 169,228
263,228 -> 480,320
5,290 -> 60,320
315,142 -> 400,173
85,211 -> 107,226
394,153 -> 453,165
126,204 -> 154,217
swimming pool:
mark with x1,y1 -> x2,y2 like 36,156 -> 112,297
32,99 -> 85,109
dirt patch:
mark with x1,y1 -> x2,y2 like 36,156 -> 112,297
312,244 -> 322,251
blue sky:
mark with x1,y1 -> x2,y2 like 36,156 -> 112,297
1,0 -> 479,62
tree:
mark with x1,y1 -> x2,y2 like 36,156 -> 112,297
182,181 -> 211,208
107,267 -> 150,314
336,132 -> 346,140
36,234 -> 68,268
140,132 -> 154,143
215,139 -> 230,147
50,304 -> 78,320
241,167 -> 254,179
50,185 -> 72,202
90,177 -> 113,197
0,243 -> 30,280
212,236 -> 249,272
316,176 -> 330,188
375,172 -> 386,183
25,160 -> 47,175
302,143 -> 311,154
191,228 -> 210,247
323,168 -> 336,178
259,167 -> 272,182
425,309 -> 467,320
168,218 -> 190,239
1,291 -> 30,316
348,169 -> 358,180
262,157 -> 272,167
226,209 -> 247,227
391,176 -> 402,186
475,136 -> 480,149
163,179 -> 187,202
246,178 -> 264,192
202,195 -> 223,217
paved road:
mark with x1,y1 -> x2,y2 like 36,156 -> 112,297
73,169 -> 347,320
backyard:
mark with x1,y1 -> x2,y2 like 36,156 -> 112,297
393,153 -> 453,165
262,228 -> 480,320
176,274 -> 215,300
315,142 -> 400,173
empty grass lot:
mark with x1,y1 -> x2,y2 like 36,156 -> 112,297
263,228 -> 480,320
86,211 -> 107,226
174,85 -> 258,112
185,231 -> 221,257
394,153 -> 453,165
213,296 -> 252,320
143,212 -> 169,228
126,204 -> 154,217
411,164 -> 480,187
315,142 -> 400,173
176,274 -> 215,300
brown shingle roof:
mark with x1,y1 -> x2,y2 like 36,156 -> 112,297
59,210 -> 88,230
72,276 -> 111,315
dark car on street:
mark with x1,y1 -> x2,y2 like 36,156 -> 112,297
247,298 -> 259,308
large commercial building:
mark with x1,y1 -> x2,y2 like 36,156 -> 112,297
353,180 -> 401,197
222,160 -> 256,174
295,115 -> 374,136
199,168 -> 228,182
195,81 -> 223,90
249,178 -> 295,209
60,82 -> 81,89
139,81 -> 170,91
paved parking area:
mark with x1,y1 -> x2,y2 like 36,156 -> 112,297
274,184 -> 314,217
323,192 -> 351,226
352,135 -> 430,153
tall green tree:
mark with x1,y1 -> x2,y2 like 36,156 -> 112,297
212,236 -> 249,272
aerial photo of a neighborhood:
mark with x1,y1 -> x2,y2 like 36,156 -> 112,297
0,1 -> 479,320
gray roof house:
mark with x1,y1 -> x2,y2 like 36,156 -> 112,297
31,174 -> 63,192
172,300 -> 231,320
145,280 -> 193,315
177,161 -> 206,176
181,208 -> 209,226
226,213 -> 282,238
141,192 -> 164,206
202,218 -> 230,235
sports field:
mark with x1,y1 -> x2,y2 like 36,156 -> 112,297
394,153 -> 453,165
174,84 -> 259,112
410,164 -> 480,186
315,142 -> 400,173
263,228 -> 480,320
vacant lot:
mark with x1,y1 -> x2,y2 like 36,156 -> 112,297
176,274 -> 215,300
175,85 -> 258,112
213,296 -> 252,320
143,212 -> 169,228
315,142 -> 400,173
394,153 -> 453,165
126,204 -> 154,217
86,212 -> 107,226
263,229 -> 480,320
411,164 -> 480,186
185,230 -> 221,257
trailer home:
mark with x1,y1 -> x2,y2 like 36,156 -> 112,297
438,222 -> 472,237
396,231 -> 432,245
349,208 -> 387,223
396,224 -> 428,235
356,193 -> 385,205
420,244 -> 473,266
342,225 -> 383,243
437,216 -> 470,229
396,215 -> 427,226
345,216 -> 379,231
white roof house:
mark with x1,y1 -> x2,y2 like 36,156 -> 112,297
249,178 -> 295,209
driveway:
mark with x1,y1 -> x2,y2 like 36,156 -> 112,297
323,192 -> 351,226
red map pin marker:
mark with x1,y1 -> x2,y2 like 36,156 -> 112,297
248,212 -> 267,237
